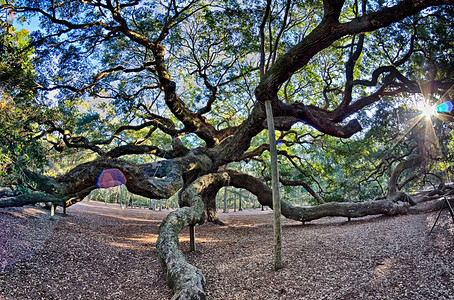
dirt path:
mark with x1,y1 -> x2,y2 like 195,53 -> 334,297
1,201 -> 453,299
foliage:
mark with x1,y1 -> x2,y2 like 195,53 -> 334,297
0,0 -> 453,204
0,17 -> 45,190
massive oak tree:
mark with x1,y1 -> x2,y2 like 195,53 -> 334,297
1,0 -> 454,298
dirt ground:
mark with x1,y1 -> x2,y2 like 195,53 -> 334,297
1,201 -> 453,299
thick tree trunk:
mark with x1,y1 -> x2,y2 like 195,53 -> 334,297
156,173 -> 229,299
156,198 -> 206,300
199,178 -> 227,225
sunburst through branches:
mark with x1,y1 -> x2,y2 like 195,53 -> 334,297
399,82 -> 454,161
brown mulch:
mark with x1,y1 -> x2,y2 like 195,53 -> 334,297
1,201 -> 453,300
0,202 -> 172,299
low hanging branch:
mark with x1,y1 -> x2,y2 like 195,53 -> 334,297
0,193 -> 64,208
0,158 -> 187,209
225,169 -> 411,222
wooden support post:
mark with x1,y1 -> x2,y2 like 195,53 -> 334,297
120,185 -> 123,209
223,186 -> 228,213
189,224 -> 196,252
265,100 -> 283,270
239,191 -> 243,211
50,204 -> 55,219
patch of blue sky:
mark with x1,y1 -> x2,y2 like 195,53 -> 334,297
12,14 -> 40,32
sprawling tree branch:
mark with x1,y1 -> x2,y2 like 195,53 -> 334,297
278,177 -> 326,204
1,152 -> 212,209
0,193 -> 64,208
2,1 -> 454,299
226,169 -> 409,221
255,0 -> 450,127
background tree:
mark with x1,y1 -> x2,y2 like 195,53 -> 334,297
0,13 -> 47,194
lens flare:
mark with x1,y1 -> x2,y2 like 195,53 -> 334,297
436,101 -> 453,113
96,168 -> 126,188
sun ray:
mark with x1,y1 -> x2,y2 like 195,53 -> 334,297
423,118 -> 442,159
418,101 -> 437,119
390,83 -> 454,160
389,114 -> 424,152
434,83 -> 454,107
409,82 -> 454,161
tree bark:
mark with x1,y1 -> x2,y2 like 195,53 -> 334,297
0,193 -> 64,208
226,170 -> 410,222
198,176 -> 227,225
156,173 -> 230,299
156,198 -> 206,300
0,154 -> 212,210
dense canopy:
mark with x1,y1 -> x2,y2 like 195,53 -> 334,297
1,0 -> 454,298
